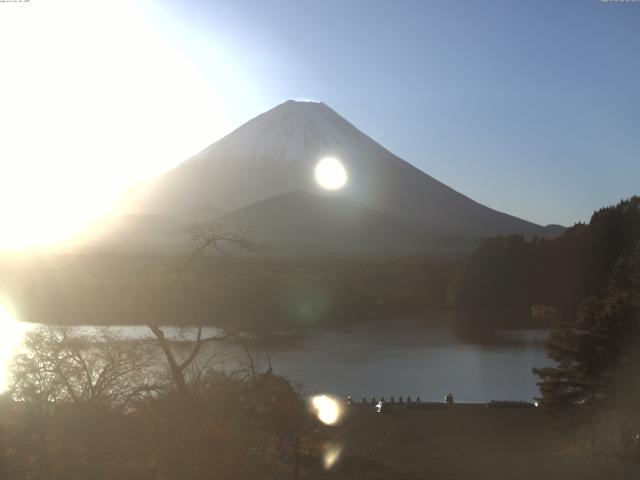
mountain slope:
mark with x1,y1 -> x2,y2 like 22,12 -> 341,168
129,100 -> 559,252
214,190 -> 431,256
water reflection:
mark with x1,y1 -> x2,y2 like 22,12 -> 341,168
0,316 -> 551,401
0,302 -> 34,392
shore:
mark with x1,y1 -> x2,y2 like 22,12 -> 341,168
328,403 -> 598,480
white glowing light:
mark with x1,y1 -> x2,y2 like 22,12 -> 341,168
323,446 -> 342,470
314,157 -> 348,190
0,1 -> 260,250
0,303 -> 33,392
311,394 -> 343,425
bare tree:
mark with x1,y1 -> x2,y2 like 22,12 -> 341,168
147,224 -> 263,401
10,325 -> 157,410
9,325 -> 158,480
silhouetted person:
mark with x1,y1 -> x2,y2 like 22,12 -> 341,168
445,393 -> 454,405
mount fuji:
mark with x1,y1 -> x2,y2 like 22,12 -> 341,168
109,100 -> 561,255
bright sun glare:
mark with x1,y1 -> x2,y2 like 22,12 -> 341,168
0,1 -> 260,250
0,303 -> 33,393
314,157 -> 348,190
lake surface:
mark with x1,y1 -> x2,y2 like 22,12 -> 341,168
0,307 -> 552,402
269,324 -> 551,403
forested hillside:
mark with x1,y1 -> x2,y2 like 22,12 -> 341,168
454,197 -> 640,333
10,255 -> 453,329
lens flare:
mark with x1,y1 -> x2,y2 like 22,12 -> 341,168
314,157 -> 347,190
311,394 -> 343,425
323,446 -> 342,470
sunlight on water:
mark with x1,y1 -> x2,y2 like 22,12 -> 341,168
311,394 -> 343,425
0,302 -> 34,393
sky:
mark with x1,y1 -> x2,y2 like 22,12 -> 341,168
0,0 -> 638,248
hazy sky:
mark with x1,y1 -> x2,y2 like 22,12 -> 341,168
0,0 -> 638,246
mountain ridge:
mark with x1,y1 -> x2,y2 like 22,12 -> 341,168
122,100 -> 562,254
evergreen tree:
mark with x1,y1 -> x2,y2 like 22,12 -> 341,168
533,241 -> 640,409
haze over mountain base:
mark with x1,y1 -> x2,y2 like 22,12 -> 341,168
86,100 -> 563,255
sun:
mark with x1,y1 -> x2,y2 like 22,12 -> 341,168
314,157 -> 348,190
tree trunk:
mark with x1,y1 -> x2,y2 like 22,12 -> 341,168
148,325 -> 191,401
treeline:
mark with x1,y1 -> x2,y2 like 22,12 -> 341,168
210,256 -> 454,330
13,255 -> 455,329
453,196 -> 640,333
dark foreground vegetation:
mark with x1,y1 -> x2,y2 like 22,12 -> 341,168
0,325 -> 336,480
339,404 -> 598,480
0,324 -> 610,480
0,333 -> 615,480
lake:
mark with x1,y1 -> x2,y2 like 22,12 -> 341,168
0,306 -> 552,402
269,323 -> 551,403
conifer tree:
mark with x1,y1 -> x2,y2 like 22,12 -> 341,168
534,242 -> 640,409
